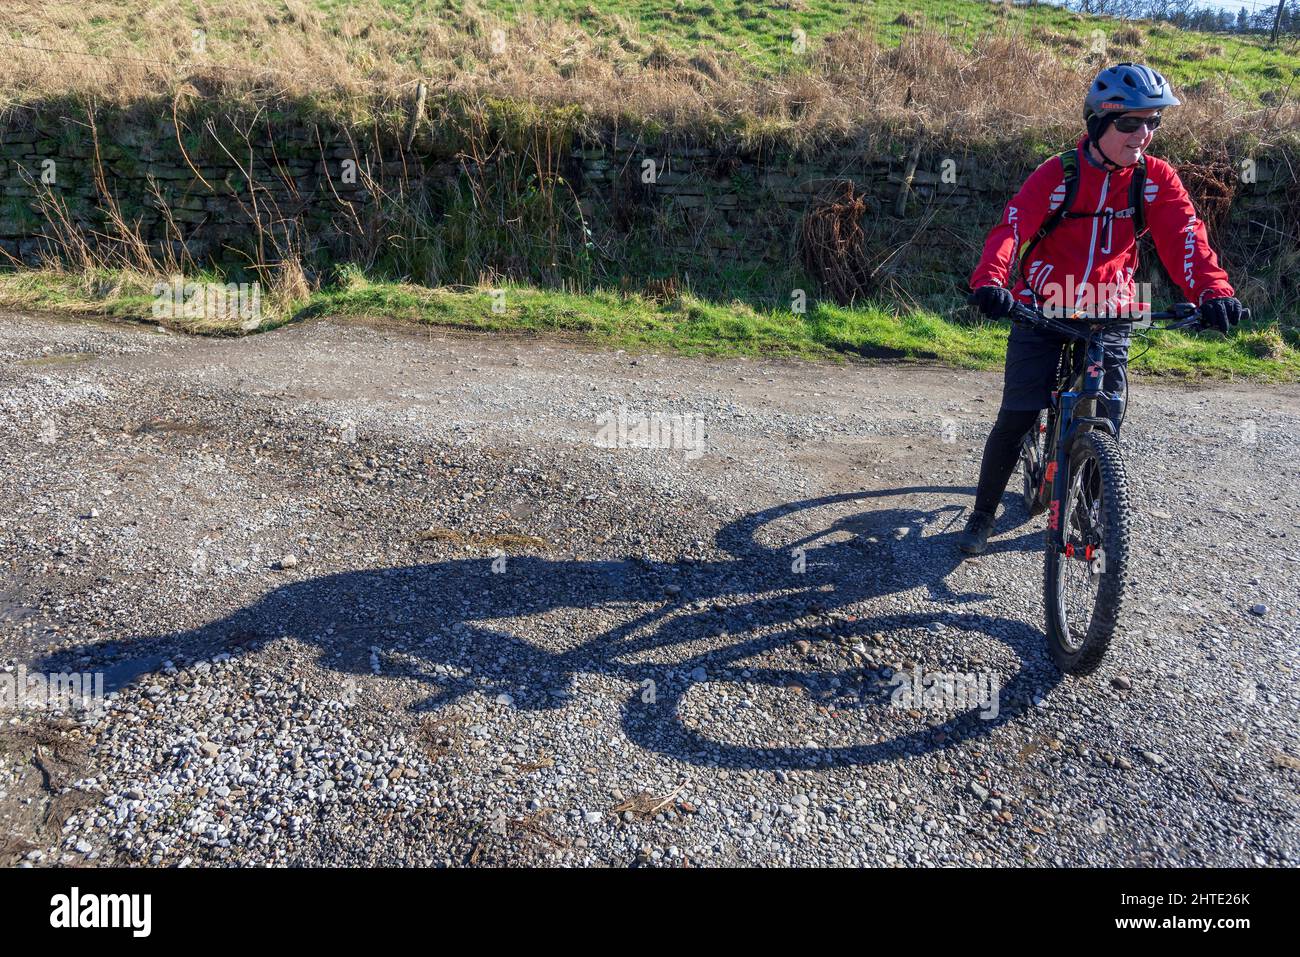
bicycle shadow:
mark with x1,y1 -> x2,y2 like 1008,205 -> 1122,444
37,485 -> 1060,770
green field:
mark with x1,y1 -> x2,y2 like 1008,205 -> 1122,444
380,0 -> 1298,100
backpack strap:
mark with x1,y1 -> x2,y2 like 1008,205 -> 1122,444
1017,148 -> 1150,279
1128,156 -> 1148,238
1017,148 -> 1079,277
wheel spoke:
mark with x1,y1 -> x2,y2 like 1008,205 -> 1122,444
1045,432 -> 1128,673
1057,456 -> 1108,653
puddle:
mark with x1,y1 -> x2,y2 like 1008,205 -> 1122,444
415,527 -> 549,550
14,352 -> 97,367
101,653 -> 166,692
131,418 -> 210,436
0,590 -> 36,626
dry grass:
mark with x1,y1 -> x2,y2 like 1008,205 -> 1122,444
1183,43 -> 1224,62
1244,327 -> 1290,361
1113,26 -> 1146,48
611,784 -> 690,819
1031,26 -> 1085,52
3,1 -> 1296,327
0,2 -> 1292,155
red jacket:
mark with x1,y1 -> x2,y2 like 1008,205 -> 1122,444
970,136 -> 1233,313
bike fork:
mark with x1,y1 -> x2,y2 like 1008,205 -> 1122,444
1047,334 -> 1109,559
1046,392 -> 1074,554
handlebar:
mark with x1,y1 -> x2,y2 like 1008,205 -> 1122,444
966,292 -> 1249,339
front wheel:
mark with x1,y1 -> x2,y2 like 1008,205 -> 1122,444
1044,430 -> 1131,674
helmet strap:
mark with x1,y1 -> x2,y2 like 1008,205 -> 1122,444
1089,135 -> 1126,171
1086,114 -> 1129,170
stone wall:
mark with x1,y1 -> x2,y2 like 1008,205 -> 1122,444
571,130 -> 1296,297
1,106 -> 1294,302
0,109 -> 460,268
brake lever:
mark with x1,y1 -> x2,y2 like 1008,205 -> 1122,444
1173,306 -> 1251,333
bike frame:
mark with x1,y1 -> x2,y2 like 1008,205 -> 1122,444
1009,301 -> 1205,561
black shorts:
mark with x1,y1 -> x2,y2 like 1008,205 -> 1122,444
1000,320 -> 1132,422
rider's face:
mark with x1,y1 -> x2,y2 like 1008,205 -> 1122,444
1099,108 -> 1158,167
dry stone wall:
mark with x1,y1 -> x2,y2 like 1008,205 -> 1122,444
1,107 -> 1293,299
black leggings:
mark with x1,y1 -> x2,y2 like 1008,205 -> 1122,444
972,408 -> 1041,516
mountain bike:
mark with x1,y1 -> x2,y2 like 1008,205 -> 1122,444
1004,299 -> 1248,673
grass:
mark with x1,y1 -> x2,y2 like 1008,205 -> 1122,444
0,267 -> 301,335
3,265 -> 1297,382
1,5 -> 1293,385
457,0 -> 1300,100
2,1 -> 1295,155
10,1 -> 1296,103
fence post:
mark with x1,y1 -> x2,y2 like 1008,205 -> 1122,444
406,81 -> 428,151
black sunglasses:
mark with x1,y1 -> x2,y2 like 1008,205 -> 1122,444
1112,113 -> 1162,133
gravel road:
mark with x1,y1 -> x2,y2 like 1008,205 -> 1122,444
0,308 -> 1296,867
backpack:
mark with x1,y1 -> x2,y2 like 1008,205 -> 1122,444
1016,147 -> 1148,278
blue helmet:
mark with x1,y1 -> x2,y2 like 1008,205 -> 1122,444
1084,63 -> 1180,140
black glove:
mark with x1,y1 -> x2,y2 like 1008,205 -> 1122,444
1199,296 -> 1243,334
969,285 -> 1015,320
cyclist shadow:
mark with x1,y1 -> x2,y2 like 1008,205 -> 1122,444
38,485 -> 1061,770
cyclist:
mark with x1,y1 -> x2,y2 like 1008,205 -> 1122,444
958,62 -> 1244,555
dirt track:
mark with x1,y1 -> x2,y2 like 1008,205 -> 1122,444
0,308 -> 1296,867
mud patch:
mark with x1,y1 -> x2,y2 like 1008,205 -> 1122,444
14,352 -> 97,367
415,526 -> 549,551
0,720 -> 98,867
130,417 -> 211,437
0,588 -> 36,627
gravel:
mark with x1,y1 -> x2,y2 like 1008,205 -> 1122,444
0,309 -> 1296,867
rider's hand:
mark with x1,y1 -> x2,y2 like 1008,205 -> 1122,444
1200,296 -> 1243,334
969,285 -> 1015,320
